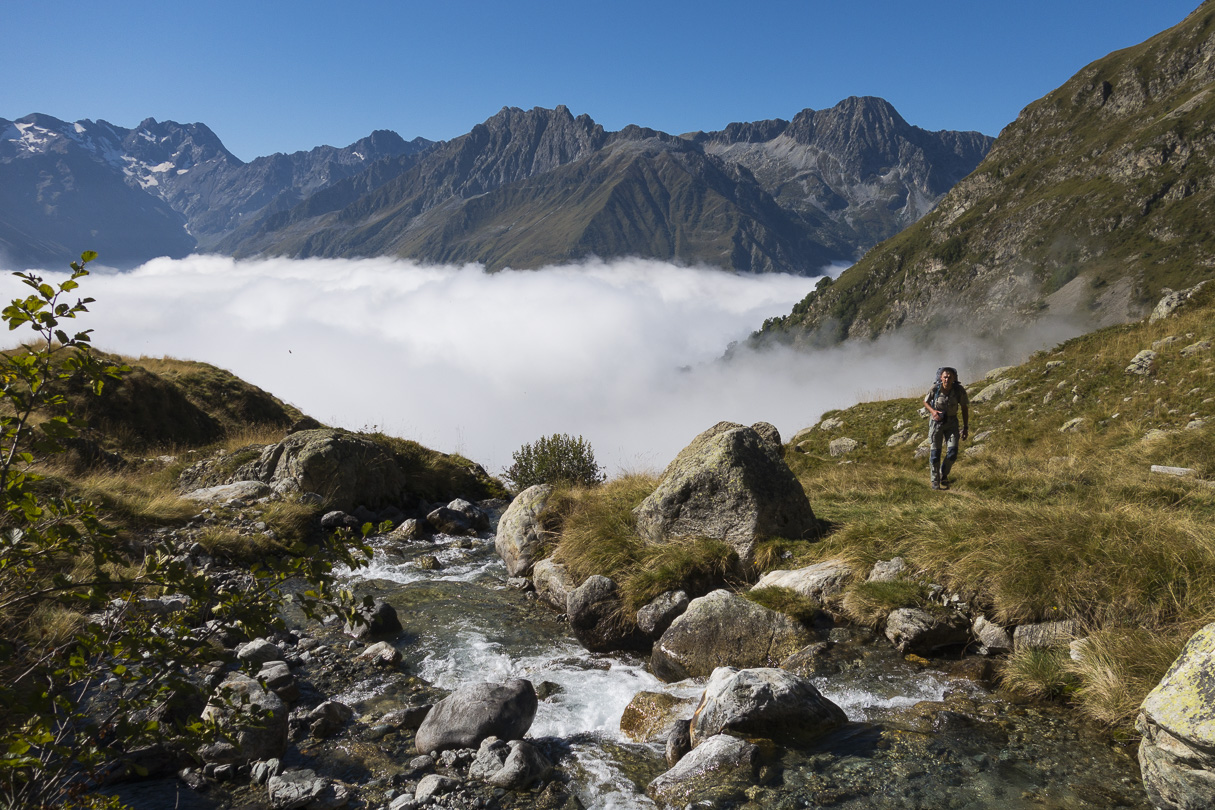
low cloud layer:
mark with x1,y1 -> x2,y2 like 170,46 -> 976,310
1,255 -> 1083,476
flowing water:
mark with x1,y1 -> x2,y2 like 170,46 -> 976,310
328,531 -> 1151,809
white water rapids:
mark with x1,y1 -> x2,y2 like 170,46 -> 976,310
334,533 -> 963,809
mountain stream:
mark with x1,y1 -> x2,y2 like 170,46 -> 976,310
328,529 -> 1151,809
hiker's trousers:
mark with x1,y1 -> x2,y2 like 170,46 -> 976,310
928,417 -> 960,483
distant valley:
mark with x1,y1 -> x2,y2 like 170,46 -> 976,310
0,99 -> 992,273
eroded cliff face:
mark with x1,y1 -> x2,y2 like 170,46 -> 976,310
758,3 -> 1215,347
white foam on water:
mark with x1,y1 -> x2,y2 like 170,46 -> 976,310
417,627 -> 702,737
815,670 -> 966,722
417,627 -> 691,809
334,535 -> 504,585
564,744 -> 659,810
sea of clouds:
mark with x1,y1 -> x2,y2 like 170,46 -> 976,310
0,255 -> 1079,476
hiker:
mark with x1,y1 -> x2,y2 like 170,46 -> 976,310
924,367 -> 969,490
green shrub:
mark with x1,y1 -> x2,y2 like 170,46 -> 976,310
505,433 -> 605,489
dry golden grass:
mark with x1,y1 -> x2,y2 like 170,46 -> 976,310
778,295 -> 1215,727
23,604 -> 84,646
548,474 -> 743,613
63,467 -> 198,527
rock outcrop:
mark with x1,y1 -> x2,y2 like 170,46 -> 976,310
651,590 -> 818,682
634,422 -> 817,565
414,679 -> 538,755
1137,622 -> 1215,810
495,484 -> 553,577
250,429 -> 411,510
884,608 -> 971,654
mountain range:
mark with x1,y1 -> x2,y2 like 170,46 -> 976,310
0,100 -> 992,273
755,2 -> 1215,345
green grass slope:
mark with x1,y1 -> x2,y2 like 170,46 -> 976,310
779,286 -> 1215,727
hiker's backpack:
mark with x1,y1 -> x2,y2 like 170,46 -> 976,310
929,367 -> 965,418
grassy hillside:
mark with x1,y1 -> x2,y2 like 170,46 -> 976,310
758,2 -> 1215,347
778,285 -> 1215,727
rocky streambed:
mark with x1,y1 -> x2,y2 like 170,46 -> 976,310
106,511 -> 1151,810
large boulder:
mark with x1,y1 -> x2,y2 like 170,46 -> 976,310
495,485 -> 553,577
884,608 -> 970,654
646,734 -> 760,808
414,679 -> 537,754
467,737 -> 553,790
532,558 -> 574,612
689,667 -> 847,748
1137,622 -> 1215,810
633,422 -> 816,565
250,429 -> 410,510
751,559 -> 854,604
199,674 -> 289,765
566,575 -> 648,653
620,691 -> 699,743
651,590 -> 819,682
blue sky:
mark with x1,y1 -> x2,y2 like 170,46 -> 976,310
1,1 -> 1202,162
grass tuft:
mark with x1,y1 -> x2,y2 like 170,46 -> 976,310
840,580 -> 932,628
1000,647 -> 1080,700
744,586 -> 825,626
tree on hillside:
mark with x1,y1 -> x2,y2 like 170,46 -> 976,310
0,253 -> 369,809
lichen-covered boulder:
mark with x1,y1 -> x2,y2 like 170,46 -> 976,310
1013,619 -> 1078,651
566,575 -> 648,653
752,559 -> 853,604
651,590 -> 818,682
199,674 -> 288,765
495,485 -> 553,577
646,734 -> 759,808
250,429 -> 410,510
1137,622 -> 1215,810
633,422 -> 816,565
532,558 -> 574,612
414,679 -> 537,754
619,691 -> 699,743
689,667 -> 847,748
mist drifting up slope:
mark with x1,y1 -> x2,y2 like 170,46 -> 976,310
0,255 -> 1086,474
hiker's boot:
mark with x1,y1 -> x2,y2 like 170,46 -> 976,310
931,479 -> 941,490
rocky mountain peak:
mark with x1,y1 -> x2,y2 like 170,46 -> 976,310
754,3 -> 1215,347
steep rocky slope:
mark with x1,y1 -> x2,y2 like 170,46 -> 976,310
0,115 -> 429,267
756,2 -> 1215,345
2,100 -> 990,274
223,101 -> 991,274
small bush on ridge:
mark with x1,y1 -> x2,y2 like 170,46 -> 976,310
505,433 -> 605,490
